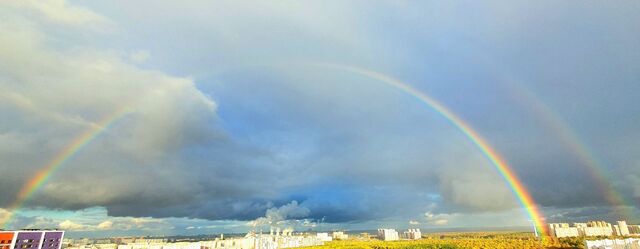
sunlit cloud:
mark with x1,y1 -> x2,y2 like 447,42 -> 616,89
0,0 -> 639,236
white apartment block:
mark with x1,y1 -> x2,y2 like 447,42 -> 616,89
585,238 -> 640,249
403,229 -> 422,240
331,232 -> 348,240
114,234 -> 324,249
549,221 -> 624,238
617,221 -> 630,236
377,229 -> 399,241
315,233 -> 332,242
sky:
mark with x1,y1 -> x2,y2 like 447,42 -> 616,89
0,0 -> 639,238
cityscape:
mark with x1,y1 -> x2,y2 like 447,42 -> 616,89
4,221 -> 640,249
1,1 -> 639,249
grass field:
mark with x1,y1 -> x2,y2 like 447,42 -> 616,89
306,232 -> 585,249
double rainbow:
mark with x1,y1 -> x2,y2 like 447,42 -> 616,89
321,64 -> 548,235
2,64 -> 548,236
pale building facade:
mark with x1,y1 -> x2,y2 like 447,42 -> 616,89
403,229 -> 422,240
377,229 -> 399,241
331,232 -> 348,240
585,238 -> 640,249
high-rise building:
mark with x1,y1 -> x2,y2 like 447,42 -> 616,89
1,231 -> 63,249
403,229 -> 421,240
1,232 -> 15,249
617,221 -> 630,236
613,225 -> 622,236
377,229 -> 399,241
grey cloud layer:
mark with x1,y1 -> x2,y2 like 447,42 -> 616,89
1,0 -> 639,230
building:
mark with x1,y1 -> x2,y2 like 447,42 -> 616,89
114,232 -> 324,249
1,232 -> 14,249
583,222 -> 614,237
331,232 -> 348,240
403,229 -> 421,240
315,233 -> 332,242
614,225 -> 622,236
377,229 -> 399,241
548,221 -> 629,238
0,231 -> 64,249
549,223 -> 580,238
618,221 -> 630,236
628,225 -> 640,235
585,238 -> 640,249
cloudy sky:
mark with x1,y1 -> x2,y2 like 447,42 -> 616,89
1,0 -> 639,238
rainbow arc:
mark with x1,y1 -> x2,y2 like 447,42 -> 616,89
2,65 -> 548,236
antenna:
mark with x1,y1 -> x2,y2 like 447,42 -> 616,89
529,220 -> 539,238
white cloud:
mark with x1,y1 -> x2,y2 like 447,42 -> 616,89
248,201 -> 310,228
424,212 -> 449,226
0,2 -> 221,213
59,220 -> 87,231
97,220 -> 113,230
432,219 -> 448,225
424,212 -> 434,219
1,0 -> 111,27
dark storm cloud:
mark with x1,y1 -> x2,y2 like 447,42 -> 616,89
1,0 -> 640,232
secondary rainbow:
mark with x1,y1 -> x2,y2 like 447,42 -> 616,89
2,64 -> 548,236
0,106 -> 132,228
316,64 -> 548,236
495,71 -> 632,220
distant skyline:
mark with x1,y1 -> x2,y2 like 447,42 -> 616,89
0,0 -> 639,238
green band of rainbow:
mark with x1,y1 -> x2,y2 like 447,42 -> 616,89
0,106 -> 132,228
2,65 -> 548,236
501,77 -> 632,220
323,64 -> 548,235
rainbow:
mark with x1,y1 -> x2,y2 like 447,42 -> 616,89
2,64 -> 548,236
0,105 -> 132,228
0,81 -> 190,228
496,72 -> 632,220
315,64 -> 548,236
